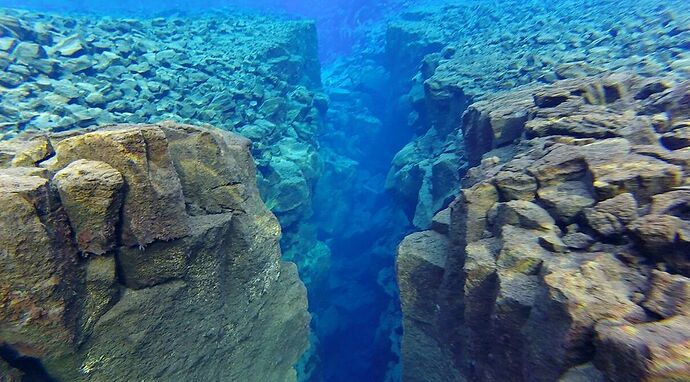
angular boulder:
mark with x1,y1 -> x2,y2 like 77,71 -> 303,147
53,159 -> 124,255
50,125 -> 190,247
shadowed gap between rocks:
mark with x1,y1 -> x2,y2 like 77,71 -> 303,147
0,343 -> 57,382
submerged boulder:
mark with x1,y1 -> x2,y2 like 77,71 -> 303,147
0,123 -> 310,382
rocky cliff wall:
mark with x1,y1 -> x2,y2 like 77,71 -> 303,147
0,122 -> 310,381
397,74 -> 690,381
0,10 -> 330,380
385,0 -> 690,229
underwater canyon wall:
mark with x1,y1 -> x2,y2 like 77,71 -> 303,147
398,73 -> 690,382
0,122 -> 310,381
385,0 -> 690,230
0,8 -> 326,381
389,1 -> 690,381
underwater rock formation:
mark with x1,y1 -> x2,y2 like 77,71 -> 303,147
0,11 -> 330,379
0,8 -> 325,237
397,74 -> 690,381
0,122 -> 309,381
385,0 -> 690,229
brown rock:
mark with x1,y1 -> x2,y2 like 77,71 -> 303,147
629,214 -> 690,275
79,255 -> 119,341
642,270 -> 690,318
525,253 -> 647,381
595,316 -> 690,382
537,181 -> 596,223
53,159 -> 124,254
584,193 -> 638,237
397,230 -> 462,382
117,214 -> 231,289
528,144 -> 588,187
526,109 -> 625,139
397,230 -> 449,323
561,232 -> 595,250
455,182 -> 499,243
431,207 -> 451,234
161,122 -> 255,215
498,225 -> 553,274
462,88 -> 533,166
51,125 -> 190,247
589,153 -> 683,202
0,123 -> 309,381
493,170 -> 537,201
0,171 -> 81,363
0,135 -> 53,168
650,190 -> 690,216
491,200 -> 556,231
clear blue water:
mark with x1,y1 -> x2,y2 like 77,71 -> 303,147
1,0 -> 689,381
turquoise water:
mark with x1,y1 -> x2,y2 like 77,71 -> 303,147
1,0 -> 689,381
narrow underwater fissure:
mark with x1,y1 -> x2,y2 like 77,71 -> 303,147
295,46 -> 416,381
276,8 -> 422,382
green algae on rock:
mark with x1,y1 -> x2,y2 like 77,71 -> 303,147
0,122 -> 310,381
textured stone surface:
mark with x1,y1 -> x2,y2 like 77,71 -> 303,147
53,159 -> 124,254
385,0 -> 690,232
0,123 -> 309,381
50,125 -> 190,247
0,170 -> 81,367
0,12 -> 327,350
397,75 -> 690,382
397,230 -> 462,382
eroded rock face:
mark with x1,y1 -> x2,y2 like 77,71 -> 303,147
0,123 -> 310,381
385,0 -> 690,231
397,74 -> 690,382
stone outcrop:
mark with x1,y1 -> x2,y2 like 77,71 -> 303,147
0,122 -> 309,381
397,74 -> 690,382
385,0 -> 690,229
0,9 -> 326,274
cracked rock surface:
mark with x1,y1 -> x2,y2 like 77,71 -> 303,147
397,74 -> 690,382
0,122 -> 309,382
